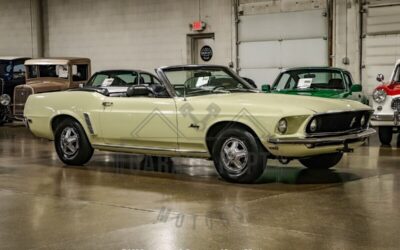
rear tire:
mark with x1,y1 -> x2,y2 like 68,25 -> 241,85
212,127 -> 267,183
54,118 -> 94,165
378,126 -> 393,145
300,153 -> 343,169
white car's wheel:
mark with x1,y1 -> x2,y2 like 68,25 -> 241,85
378,127 -> 393,145
54,118 -> 94,165
212,127 -> 267,183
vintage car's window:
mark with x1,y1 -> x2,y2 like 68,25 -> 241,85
273,70 -> 345,90
72,64 -> 89,82
343,72 -> 353,87
27,65 -> 38,78
164,68 -> 251,97
393,65 -> 400,82
37,65 -> 69,79
13,64 -> 25,79
140,73 -> 161,85
274,73 -> 296,90
0,61 -> 12,76
87,71 -> 138,87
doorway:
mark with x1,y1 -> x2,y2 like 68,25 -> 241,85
188,33 -> 215,65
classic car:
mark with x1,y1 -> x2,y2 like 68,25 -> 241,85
262,67 -> 368,104
11,57 -> 91,118
371,60 -> 400,145
84,69 -> 162,96
0,56 -> 30,125
24,65 -> 375,183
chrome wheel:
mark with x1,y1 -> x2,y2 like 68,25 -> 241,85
60,126 -> 80,159
220,137 -> 249,174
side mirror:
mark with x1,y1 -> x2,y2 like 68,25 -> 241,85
351,84 -> 362,92
261,84 -> 271,92
376,73 -> 384,82
127,84 -> 151,97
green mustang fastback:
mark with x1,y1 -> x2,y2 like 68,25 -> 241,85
262,67 -> 369,105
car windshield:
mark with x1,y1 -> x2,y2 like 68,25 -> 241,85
393,65 -> 400,83
87,71 -> 138,87
163,68 -> 253,97
0,61 -> 11,77
273,69 -> 346,91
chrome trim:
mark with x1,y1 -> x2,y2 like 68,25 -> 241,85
83,112 -> 95,134
268,128 -> 375,144
371,114 -> 394,121
92,143 -> 208,154
304,110 -> 373,136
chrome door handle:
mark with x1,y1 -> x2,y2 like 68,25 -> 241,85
102,101 -> 113,107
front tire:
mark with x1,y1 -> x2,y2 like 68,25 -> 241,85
212,127 -> 267,183
378,126 -> 393,145
300,153 -> 343,169
54,118 -> 94,165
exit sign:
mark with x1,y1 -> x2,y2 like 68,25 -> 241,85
192,21 -> 206,31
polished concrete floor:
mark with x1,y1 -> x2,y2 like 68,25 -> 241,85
0,124 -> 400,250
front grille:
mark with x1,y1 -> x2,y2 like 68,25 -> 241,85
391,98 -> 400,111
306,111 -> 371,135
14,86 -> 33,116
0,79 -> 4,95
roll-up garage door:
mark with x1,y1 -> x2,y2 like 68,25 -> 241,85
362,1 -> 400,95
237,4 -> 329,88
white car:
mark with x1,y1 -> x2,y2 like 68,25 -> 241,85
371,60 -> 400,145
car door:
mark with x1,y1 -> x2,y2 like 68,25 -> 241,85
98,94 -> 178,151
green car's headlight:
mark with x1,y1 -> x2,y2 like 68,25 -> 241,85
372,89 -> 387,103
277,118 -> 288,134
0,94 -> 11,106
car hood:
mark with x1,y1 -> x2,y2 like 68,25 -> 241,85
375,82 -> 400,96
21,81 -> 67,93
271,89 -> 347,98
187,92 -> 371,115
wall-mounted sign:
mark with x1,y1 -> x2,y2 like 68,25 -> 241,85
200,45 -> 213,62
192,21 -> 206,31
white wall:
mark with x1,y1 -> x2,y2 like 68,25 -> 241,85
0,0 -> 42,57
43,0 -> 235,73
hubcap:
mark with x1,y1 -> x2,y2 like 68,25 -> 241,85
60,126 -> 79,159
220,137 -> 249,174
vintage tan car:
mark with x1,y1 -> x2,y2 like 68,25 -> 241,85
13,57 -> 91,117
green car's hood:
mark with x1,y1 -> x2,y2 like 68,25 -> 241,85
271,88 -> 347,98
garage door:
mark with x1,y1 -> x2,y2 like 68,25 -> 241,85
362,2 -> 400,95
238,7 -> 329,88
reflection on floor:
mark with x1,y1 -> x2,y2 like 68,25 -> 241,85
0,125 -> 400,249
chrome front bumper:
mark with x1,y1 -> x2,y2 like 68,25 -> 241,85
268,128 -> 376,145
371,113 -> 400,125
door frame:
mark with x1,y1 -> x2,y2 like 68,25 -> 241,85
187,33 -> 215,64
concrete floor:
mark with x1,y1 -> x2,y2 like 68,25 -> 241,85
0,125 -> 400,250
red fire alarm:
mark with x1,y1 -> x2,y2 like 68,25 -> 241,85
191,21 -> 206,31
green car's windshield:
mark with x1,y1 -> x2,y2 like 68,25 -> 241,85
163,68 -> 252,97
273,69 -> 346,91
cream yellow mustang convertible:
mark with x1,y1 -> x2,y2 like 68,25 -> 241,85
24,65 -> 375,183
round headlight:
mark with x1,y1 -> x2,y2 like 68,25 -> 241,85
0,94 -> 11,106
277,119 -> 288,134
309,119 -> 318,132
372,89 -> 387,103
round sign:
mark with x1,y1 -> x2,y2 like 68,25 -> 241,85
200,46 -> 213,62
